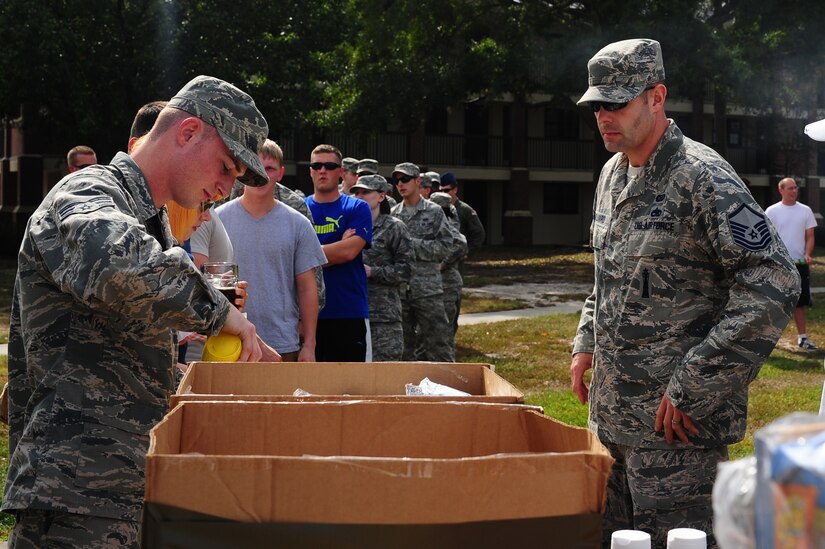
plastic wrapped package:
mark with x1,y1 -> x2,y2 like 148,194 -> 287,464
713,456 -> 757,549
405,377 -> 471,397
753,412 -> 825,548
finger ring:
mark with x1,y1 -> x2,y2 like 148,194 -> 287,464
671,419 -> 682,425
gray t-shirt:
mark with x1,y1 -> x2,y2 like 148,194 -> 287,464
216,199 -> 327,353
189,212 -> 233,262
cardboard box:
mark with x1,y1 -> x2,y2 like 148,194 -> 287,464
171,361 -> 524,408
145,401 -> 612,529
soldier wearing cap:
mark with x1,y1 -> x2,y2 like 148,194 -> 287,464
439,172 -> 485,250
356,158 -> 379,177
3,75 -> 274,546
340,157 -> 359,195
352,175 -> 414,361
428,191 -> 468,355
570,39 -> 799,546
420,172 -> 435,199
390,162 -> 455,362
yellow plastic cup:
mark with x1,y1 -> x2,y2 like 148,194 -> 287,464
202,333 -> 242,362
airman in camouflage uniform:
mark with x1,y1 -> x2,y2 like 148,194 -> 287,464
3,75 -> 270,547
390,163 -> 455,362
354,175 -> 414,361
440,172 -> 486,250
429,191 -> 468,353
570,39 -> 799,547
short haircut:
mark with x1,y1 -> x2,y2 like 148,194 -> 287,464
260,139 -> 284,165
67,145 -> 96,167
130,101 -> 168,139
310,144 -> 342,162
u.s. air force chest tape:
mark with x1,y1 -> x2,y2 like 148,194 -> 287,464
57,196 -> 116,221
727,203 -> 772,251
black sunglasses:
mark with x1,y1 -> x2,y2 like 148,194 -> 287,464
199,199 -> 218,213
589,86 -> 656,113
395,174 -> 415,183
310,162 -> 341,171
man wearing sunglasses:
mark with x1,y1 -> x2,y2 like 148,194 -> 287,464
569,38 -> 799,547
390,162 -> 455,362
305,144 -> 373,362
66,145 -> 97,172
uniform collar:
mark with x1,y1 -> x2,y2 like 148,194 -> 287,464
109,152 -> 161,223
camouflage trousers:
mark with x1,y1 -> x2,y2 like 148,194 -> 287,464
401,294 -> 454,362
9,509 -> 139,548
369,321 -> 403,362
601,440 -> 727,548
443,285 -> 462,337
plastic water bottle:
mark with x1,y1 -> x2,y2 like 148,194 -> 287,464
666,528 -> 706,549
611,530 -> 651,548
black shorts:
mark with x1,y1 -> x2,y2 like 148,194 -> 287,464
316,318 -> 368,362
797,263 -> 813,308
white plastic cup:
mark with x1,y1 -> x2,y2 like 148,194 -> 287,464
666,528 -> 707,549
611,530 -> 651,549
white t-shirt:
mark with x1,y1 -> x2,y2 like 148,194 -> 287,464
765,202 -> 817,260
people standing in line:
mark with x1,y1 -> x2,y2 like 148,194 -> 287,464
352,174 -> 414,361
439,172 -> 486,250
766,177 -> 819,350
218,139 -> 326,362
340,157 -> 359,195
569,39 -> 799,547
3,75 -> 271,547
429,191 -> 468,350
305,144 -> 373,362
66,145 -> 97,173
390,162 -> 455,362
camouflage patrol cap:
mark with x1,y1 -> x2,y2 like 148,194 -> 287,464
357,158 -> 379,175
429,191 -> 452,209
168,75 -> 269,187
351,174 -> 388,193
342,157 -> 359,173
425,171 -> 441,185
392,162 -> 420,178
420,173 -> 434,188
576,38 -> 665,106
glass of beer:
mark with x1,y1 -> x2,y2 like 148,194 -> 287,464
201,262 -> 239,306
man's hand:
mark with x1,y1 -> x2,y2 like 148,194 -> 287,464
297,344 -> 315,362
221,305 -> 262,362
235,280 -> 248,312
570,352 -> 593,404
257,335 -> 282,362
655,394 -> 700,444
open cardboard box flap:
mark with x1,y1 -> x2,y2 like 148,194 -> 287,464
172,362 -> 523,407
146,400 -> 612,525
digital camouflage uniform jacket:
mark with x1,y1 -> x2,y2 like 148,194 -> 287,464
442,206 -> 468,292
391,198 -> 452,299
363,214 -> 414,323
3,153 -> 231,521
573,122 -> 799,449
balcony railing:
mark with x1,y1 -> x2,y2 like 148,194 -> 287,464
323,132 -> 408,164
528,139 -> 595,170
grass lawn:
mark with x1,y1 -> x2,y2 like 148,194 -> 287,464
0,245 -> 823,540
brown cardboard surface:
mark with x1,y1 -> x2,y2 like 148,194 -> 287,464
146,401 -> 612,525
171,362 -> 523,408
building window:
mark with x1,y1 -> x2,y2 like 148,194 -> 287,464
544,108 -> 579,140
543,182 -> 579,214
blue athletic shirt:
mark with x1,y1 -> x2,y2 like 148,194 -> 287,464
305,193 -> 373,319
